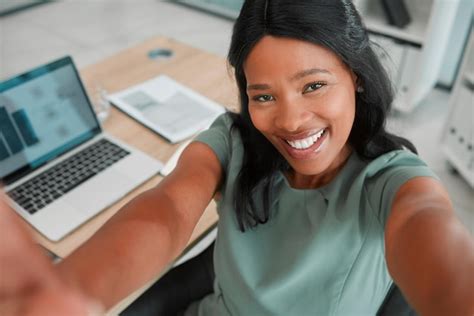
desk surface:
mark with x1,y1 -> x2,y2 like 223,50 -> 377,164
32,36 -> 238,259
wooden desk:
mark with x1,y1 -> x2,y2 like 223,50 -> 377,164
32,35 -> 237,278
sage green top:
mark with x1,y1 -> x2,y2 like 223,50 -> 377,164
185,113 -> 437,316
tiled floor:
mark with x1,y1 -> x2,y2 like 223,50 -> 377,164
1,0 -> 472,233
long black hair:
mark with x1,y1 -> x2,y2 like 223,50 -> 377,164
227,0 -> 417,232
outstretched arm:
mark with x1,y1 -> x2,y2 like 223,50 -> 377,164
385,177 -> 474,316
0,141 -> 222,313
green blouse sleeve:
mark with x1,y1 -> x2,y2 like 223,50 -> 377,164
365,150 -> 440,227
192,112 -> 233,171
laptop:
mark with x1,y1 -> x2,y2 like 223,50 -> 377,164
1,56 -> 163,241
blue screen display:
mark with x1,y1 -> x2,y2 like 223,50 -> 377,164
0,57 -> 100,180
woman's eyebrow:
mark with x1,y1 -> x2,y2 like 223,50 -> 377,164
291,68 -> 330,81
247,83 -> 271,91
247,68 -> 331,91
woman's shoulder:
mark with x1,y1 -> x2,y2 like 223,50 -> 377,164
363,149 -> 429,175
356,149 -> 439,225
352,149 -> 438,193
328,149 -> 430,187
195,112 -> 240,140
192,112 -> 243,172
363,149 -> 430,178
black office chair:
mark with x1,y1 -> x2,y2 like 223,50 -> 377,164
121,242 -> 417,316
376,283 -> 418,316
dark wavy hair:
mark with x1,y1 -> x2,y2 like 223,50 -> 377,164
227,0 -> 417,232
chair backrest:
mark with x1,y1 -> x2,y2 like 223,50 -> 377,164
376,284 -> 418,316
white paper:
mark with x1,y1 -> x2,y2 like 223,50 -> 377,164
107,75 -> 225,143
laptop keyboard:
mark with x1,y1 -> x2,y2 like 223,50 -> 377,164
7,139 -> 130,215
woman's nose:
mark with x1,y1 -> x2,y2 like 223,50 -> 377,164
274,98 -> 311,133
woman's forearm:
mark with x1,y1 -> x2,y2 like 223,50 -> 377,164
55,187 -> 194,309
55,143 -> 221,310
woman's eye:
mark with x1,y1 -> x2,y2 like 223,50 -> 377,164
304,82 -> 325,93
253,94 -> 274,102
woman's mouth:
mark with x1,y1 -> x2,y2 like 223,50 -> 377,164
281,128 -> 328,159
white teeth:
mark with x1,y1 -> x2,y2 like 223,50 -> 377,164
286,129 -> 325,150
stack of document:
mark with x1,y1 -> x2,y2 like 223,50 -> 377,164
107,75 -> 225,143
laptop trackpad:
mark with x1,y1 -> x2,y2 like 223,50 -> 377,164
64,170 -> 132,217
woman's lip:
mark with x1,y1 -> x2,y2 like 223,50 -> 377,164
280,129 -> 328,160
279,128 -> 326,141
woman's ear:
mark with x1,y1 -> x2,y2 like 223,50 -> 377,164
353,73 -> 364,93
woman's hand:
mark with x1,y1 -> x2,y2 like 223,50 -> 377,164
0,191 -> 103,315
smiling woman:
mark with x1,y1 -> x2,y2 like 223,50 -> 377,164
244,36 -> 357,186
227,0 -> 417,231
1,1 -> 473,316
177,0 -> 472,315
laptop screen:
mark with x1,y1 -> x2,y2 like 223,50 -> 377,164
0,56 -> 101,184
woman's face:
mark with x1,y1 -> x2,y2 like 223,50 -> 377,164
244,36 -> 357,187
